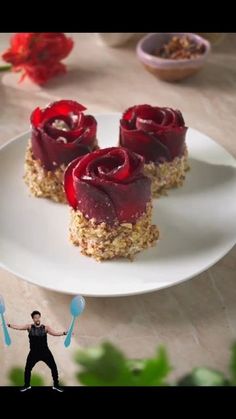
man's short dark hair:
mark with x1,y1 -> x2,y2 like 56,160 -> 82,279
31,310 -> 41,318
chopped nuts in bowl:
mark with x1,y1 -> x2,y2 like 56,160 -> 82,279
137,33 -> 211,82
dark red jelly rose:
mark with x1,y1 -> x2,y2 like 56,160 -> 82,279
64,147 -> 151,225
30,100 -> 98,171
119,104 -> 188,163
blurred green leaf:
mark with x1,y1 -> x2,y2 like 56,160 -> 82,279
178,368 -> 228,386
75,342 -> 133,386
127,359 -> 146,374
133,347 -> 171,386
229,343 -> 236,385
75,343 -> 171,386
8,367 -> 23,386
8,367 -> 44,386
30,373 -> 44,386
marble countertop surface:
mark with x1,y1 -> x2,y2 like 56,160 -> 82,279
0,33 -> 236,385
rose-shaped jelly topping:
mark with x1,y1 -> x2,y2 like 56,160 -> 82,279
120,104 -> 187,163
31,100 -> 98,170
64,147 -> 151,225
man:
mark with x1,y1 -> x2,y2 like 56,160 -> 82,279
7,310 -> 68,392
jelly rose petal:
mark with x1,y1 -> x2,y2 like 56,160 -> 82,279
119,122 -> 170,163
98,177 -> 151,223
64,156 -> 83,209
120,104 -> 188,162
64,147 -> 151,225
30,100 -> 97,170
31,100 -> 86,125
158,126 -> 188,158
74,179 -> 117,225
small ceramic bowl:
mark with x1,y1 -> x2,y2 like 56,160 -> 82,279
137,33 -> 211,82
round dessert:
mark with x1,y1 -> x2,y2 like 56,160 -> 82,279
64,147 -> 159,261
24,100 -> 98,203
119,104 -> 189,197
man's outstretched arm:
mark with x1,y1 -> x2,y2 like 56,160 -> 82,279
7,323 -> 30,330
46,326 -> 67,336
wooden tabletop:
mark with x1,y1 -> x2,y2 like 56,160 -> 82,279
0,33 -> 236,385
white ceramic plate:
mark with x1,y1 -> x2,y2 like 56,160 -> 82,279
0,113 -> 236,297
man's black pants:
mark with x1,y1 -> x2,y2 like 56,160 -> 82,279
24,349 -> 59,387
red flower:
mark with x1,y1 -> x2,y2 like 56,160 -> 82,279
2,33 -> 73,85
31,100 -> 98,170
64,147 -> 151,225
119,105 -> 188,163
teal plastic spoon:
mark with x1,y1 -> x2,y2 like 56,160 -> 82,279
64,295 -> 85,348
0,295 -> 11,346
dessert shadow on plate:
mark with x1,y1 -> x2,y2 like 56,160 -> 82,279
169,158 -> 236,196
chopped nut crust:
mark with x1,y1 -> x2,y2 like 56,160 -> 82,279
24,144 -> 67,203
144,148 -> 189,198
69,203 -> 159,261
